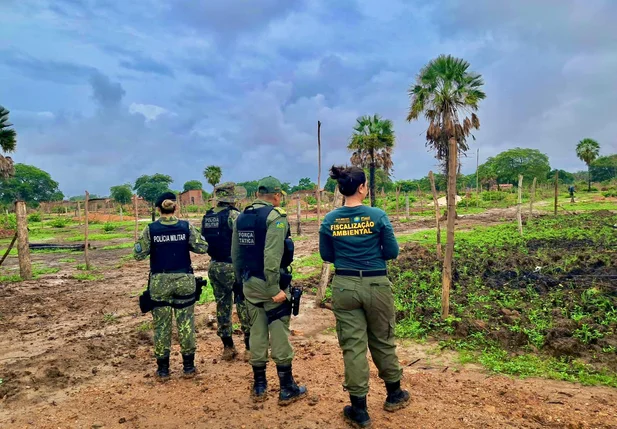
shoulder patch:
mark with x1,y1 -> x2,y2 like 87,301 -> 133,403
275,221 -> 286,229
134,243 -> 142,253
273,207 -> 287,216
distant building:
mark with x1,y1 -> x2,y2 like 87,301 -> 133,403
490,183 -> 514,191
290,189 -> 326,199
180,189 -> 204,206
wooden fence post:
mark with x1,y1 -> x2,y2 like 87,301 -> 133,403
529,177 -> 537,218
133,195 -> 139,242
77,200 -> 82,225
316,120 -> 322,224
517,175 -> 524,236
429,171 -> 442,259
395,186 -> 401,221
85,191 -> 91,270
554,171 -> 559,215
405,193 -> 410,220
15,201 -> 32,280
296,199 -> 302,236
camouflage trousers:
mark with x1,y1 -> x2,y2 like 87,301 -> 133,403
150,273 -> 196,359
209,262 -> 250,339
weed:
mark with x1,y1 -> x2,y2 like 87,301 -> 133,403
73,272 -> 104,281
27,213 -> 42,222
49,218 -> 70,228
59,258 -> 76,263
137,321 -> 153,331
101,242 -> 134,250
102,222 -> 117,232
102,313 -> 118,324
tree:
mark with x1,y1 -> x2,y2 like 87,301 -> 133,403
348,114 -> 395,207
281,182 -> 292,195
183,180 -> 203,192
291,177 -> 316,193
589,155 -> 617,183
483,148 -> 551,186
237,180 -> 259,197
406,54 -> 485,319
203,165 -> 222,191
576,138 -> 600,191
134,173 -> 173,220
110,184 -> 133,206
0,106 -> 16,179
325,177 -> 337,193
548,169 -> 575,185
0,164 -> 64,205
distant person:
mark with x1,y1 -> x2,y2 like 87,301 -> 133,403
231,176 -> 307,405
201,182 -> 251,361
569,185 -> 576,202
134,192 -> 208,380
319,166 -> 409,428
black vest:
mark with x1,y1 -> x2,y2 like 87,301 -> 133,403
201,206 -> 235,262
149,220 -> 192,274
236,205 -> 293,279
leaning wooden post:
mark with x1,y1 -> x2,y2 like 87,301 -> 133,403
429,171 -> 443,259
133,195 -> 139,242
296,199 -> 302,236
529,177 -> 537,218
77,200 -> 82,225
395,186 -> 401,221
84,191 -> 91,270
554,171 -> 559,216
14,201 -> 32,280
405,193 -> 410,220
316,120 -> 322,224
517,175 -> 524,236
0,232 -> 17,267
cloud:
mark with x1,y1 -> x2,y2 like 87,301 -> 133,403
129,103 -> 169,122
2,0 -> 617,197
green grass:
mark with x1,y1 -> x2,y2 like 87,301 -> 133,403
291,252 -> 323,280
539,201 -> 617,212
101,242 -> 134,250
59,258 -> 76,263
197,284 -> 215,304
0,266 -> 60,282
73,272 -> 104,281
137,321 -> 153,332
102,313 -> 118,324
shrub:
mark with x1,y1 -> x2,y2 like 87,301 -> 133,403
102,222 -> 116,232
603,190 -> 617,198
28,213 -> 42,223
0,214 -> 17,230
481,191 -> 506,201
49,217 -> 70,228
185,205 -> 201,213
52,206 -> 67,214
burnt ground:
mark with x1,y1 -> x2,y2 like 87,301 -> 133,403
0,209 -> 616,428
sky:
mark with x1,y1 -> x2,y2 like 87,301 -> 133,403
1,0 -> 616,197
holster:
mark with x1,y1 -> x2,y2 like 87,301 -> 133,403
279,269 -> 292,290
265,300 -> 292,324
233,280 -> 244,303
290,286 -> 302,316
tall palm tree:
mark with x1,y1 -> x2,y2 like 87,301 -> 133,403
576,138 -> 600,191
203,165 -> 222,191
0,106 -> 17,179
348,114 -> 395,207
406,55 -> 486,319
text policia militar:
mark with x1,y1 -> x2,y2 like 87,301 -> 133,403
152,233 -> 187,243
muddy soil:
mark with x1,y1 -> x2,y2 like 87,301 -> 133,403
1,209 -> 616,428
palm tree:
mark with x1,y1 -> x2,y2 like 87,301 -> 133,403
203,165 -> 222,191
406,55 -> 486,319
348,114 -> 395,207
0,106 -> 17,179
576,138 -> 600,191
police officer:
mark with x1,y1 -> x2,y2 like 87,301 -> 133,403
201,182 -> 251,361
134,192 -> 208,380
231,176 -> 307,405
319,166 -> 409,428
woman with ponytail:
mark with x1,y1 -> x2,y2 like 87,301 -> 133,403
319,166 -> 409,428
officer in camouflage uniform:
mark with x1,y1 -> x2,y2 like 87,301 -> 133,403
134,192 -> 208,380
201,182 -> 251,361
232,176 -> 307,406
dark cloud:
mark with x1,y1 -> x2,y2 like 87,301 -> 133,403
89,72 -> 125,108
0,50 -> 96,85
118,55 -> 175,77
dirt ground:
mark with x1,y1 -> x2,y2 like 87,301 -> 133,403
1,209 -> 617,428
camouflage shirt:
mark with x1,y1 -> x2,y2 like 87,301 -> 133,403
133,215 -> 208,262
231,199 -> 289,297
211,204 -> 240,230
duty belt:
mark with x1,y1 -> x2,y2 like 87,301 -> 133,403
211,257 -> 233,264
335,269 -> 388,278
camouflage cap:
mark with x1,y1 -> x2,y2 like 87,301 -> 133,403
258,176 -> 286,195
213,182 -> 246,203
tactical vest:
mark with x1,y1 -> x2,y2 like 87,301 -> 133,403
201,206 -> 235,262
149,220 -> 192,274
236,205 -> 293,279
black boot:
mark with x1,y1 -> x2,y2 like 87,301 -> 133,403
343,395 -> 372,428
276,364 -> 307,406
252,366 -> 268,402
221,336 -> 237,361
182,354 -> 196,377
156,357 -> 170,380
383,380 -> 410,412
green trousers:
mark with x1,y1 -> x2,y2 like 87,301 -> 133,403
332,274 -> 402,396
244,276 -> 294,367
209,261 -> 251,339
150,273 -> 196,359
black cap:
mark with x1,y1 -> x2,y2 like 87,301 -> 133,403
155,192 -> 176,208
